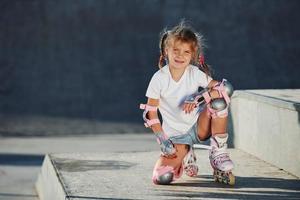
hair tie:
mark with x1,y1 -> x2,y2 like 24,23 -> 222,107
199,54 -> 205,65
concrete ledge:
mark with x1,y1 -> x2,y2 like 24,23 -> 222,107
234,89 -> 300,111
35,151 -> 300,200
230,89 -> 300,177
35,155 -> 67,200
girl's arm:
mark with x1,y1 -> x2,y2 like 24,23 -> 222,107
146,98 -> 163,133
183,79 -> 222,114
207,79 -> 219,89
144,98 -> 176,158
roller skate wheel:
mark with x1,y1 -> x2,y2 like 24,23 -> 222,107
214,176 -> 218,182
213,170 -> 218,182
228,173 -> 235,186
213,174 -> 218,182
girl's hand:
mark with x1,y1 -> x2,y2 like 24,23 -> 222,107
182,102 -> 197,114
155,132 -> 177,158
161,139 -> 177,158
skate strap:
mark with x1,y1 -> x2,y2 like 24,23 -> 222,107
201,79 -> 230,105
202,91 -> 212,103
184,87 -> 210,106
185,95 -> 199,105
140,104 -> 160,128
214,134 -> 228,148
140,104 -> 158,111
212,79 -> 230,104
207,106 -> 229,119
144,119 -> 160,128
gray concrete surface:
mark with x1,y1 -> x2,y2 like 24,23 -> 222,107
36,149 -> 300,200
2,133 -> 299,200
230,89 -> 300,177
0,134 -> 157,200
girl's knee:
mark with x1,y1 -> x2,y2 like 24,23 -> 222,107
175,143 -> 189,151
174,144 -> 189,158
198,134 -> 211,141
197,129 -> 211,141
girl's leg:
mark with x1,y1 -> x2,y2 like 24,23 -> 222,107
209,116 -> 234,172
196,107 -> 212,140
152,144 -> 188,184
196,95 -> 233,172
211,109 -> 228,135
197,108 -> 228,137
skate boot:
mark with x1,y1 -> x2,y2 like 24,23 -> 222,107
184,147 -> 198,177
209,134 -> 235,185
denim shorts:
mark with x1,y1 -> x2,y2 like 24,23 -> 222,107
169,122 -> 208,148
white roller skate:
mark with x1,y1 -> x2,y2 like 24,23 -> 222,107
184,147 -> 198,177
209,134 -> 235,185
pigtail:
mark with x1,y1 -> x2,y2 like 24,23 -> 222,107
158,30 -> 169,69
195,32 -> 212,77
198,54 -> 212,77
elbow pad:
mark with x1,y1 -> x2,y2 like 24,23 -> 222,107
139,104 -> 160,128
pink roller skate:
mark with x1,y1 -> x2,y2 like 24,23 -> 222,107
184,148 -> 198,177
209,134 -> 235,185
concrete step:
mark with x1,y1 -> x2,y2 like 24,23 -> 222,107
36,149 -> 300,200
230,89 -> 300,177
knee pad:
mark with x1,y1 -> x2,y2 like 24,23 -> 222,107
203,79 -> 233,118
152,166 -> 174,185
208,98 -> 229,118
223,79 -> 234,97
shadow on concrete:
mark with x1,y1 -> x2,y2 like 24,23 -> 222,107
0,153 -> 44,166
158,175 -> 300,199
227,111 -> 235,148
174,175 -> 300,190
52,157 -> 136,172
293,103 -> 300,125
66,196 -> 139,200
0,192 -> 37,198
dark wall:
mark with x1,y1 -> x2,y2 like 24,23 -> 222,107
1,0 -> 300,123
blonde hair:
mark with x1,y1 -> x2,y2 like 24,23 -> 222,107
158,21 -> 211,77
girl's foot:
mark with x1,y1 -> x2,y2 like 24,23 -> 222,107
209,134 -> 234,172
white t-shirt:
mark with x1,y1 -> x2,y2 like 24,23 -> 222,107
146,64 -> 212,137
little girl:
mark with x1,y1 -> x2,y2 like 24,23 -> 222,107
140,22 -> 235,185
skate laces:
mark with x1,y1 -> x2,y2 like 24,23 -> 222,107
184,149 -> 198,177
212,152 -> 231,166
210,145 -> 231,166
210,135 -> 234,171
184,148 -> 197,165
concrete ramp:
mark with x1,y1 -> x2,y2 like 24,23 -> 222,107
36,150 -> 300,200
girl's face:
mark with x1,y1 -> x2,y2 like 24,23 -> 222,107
165,39 -> 193,70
